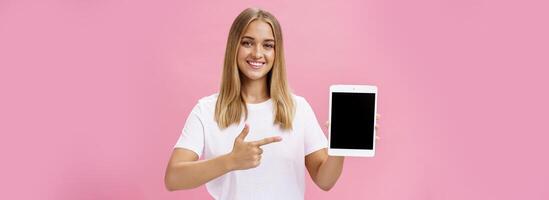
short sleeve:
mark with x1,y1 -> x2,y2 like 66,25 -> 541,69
302,99 -> 328,155
174,104 -> 205,157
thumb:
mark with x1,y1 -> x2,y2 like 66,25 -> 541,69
236,124 -> 250,141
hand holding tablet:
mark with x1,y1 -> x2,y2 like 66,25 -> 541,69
328,85 -> 378,157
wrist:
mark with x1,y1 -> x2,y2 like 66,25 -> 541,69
221,153 -> 236,172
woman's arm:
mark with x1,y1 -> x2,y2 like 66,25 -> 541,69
165,148 -> 233,191
165,124 -> 282,191
305,148 -> 344,191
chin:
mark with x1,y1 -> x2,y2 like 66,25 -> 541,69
240,70 -> 267,80
243,74 -> 266,81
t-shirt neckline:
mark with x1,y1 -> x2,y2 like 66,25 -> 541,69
246,98 -> 272,109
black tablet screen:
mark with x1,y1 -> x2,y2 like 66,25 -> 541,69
330,92 -> 376,149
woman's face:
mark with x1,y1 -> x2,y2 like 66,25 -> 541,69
237,20 -> 275,82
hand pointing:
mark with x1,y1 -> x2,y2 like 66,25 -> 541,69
227,124 -> 282,170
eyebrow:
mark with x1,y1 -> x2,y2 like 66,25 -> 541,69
241,36 -> 275,42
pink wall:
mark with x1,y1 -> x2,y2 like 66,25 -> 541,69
1,0 -> 548,199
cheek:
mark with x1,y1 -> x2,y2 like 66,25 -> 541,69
237,48 -> 248,62
266,51 -> 275,64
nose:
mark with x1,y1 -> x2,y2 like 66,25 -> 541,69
251,45 -> 263,59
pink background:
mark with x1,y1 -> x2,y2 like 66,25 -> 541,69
1,0 -> 548,199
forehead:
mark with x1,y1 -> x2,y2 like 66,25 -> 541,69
242,20 -> 274,40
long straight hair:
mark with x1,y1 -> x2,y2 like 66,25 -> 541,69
215,8 -> 295,130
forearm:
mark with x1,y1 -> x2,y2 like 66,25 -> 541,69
165,153 -> 233,191
315,155 -> 344,190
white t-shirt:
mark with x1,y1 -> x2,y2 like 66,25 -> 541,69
174,93 -> 328,200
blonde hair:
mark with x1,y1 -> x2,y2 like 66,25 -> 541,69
215,8 -> 295,130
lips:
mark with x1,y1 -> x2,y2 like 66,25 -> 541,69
247,60 -> 265,69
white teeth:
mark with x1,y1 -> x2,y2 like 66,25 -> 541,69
247,61 -> 264,66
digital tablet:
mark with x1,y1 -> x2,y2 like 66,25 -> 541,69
328,85 -> 378,157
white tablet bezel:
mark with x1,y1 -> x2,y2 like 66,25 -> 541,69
328,84 -> 378,157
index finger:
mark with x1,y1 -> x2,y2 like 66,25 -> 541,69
251,136 -> 283,146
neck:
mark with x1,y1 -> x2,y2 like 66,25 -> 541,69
241,76 -> 270,103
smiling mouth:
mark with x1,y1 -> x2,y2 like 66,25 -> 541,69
247,60 -> 265,69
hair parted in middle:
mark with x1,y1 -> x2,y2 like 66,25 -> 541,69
214,8 -> 295,130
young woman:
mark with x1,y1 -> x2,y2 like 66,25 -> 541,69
165,8 -> 379,200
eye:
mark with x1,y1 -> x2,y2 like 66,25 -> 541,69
263,43 -> 274,49
241,40 -> 253,47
